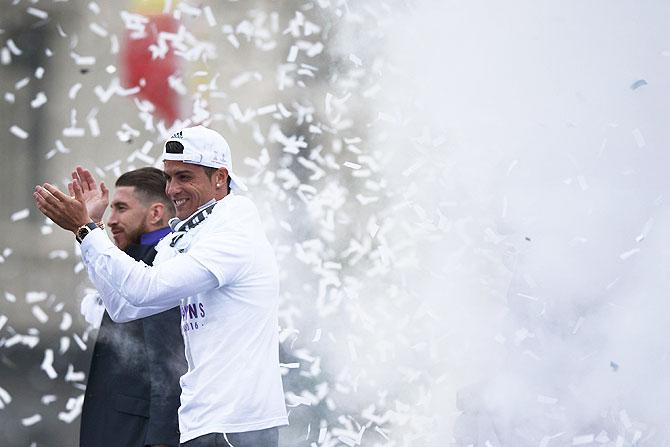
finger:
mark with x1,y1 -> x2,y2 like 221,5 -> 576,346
72,169 -> 86,192
34,191 -> 66,224
36,185 -> 61,206
78,167 -> 97,191
34,193 -> 52,215
71,179 -> 85,202
67,181 -> 75,197
100,181 -> 109,199
34,190 -> 60,217
42,183 -> 71,202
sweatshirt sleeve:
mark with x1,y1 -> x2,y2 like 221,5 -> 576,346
80,228 -> 218,323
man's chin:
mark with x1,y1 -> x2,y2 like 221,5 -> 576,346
113,236 -> 128,250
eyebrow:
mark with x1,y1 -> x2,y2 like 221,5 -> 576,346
111,200 -> 129,208
165,169 -> 195,177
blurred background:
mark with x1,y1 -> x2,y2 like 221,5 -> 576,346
1,0 -> 670,446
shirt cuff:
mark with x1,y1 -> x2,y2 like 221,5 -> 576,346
80,227 -> 115,262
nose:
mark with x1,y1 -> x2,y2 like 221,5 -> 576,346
107,210 -> 118,227
166,179 -> 180,198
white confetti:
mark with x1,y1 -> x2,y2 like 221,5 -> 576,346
59,336 -> 70,354
0,386 -> 12,409
89,22 -> 108,37
636,217 -> 654,242
9,125 -> 28,140
26,7 -> 48,20
30,92 -> 48,108
21,414 -> 42,427
87,110 -> 100,137
40,349 -> 58,379
6,39 -> 22,56
10,208 -> 29,221
257,104 -> 278,115
572,316 -> 585,334
312,328 -> 322,342
26,292 -> 47,303
619,248 -> 640,260
58,395 -> 84,423
68,83 -> 82,99
65,364 -> 85,382
41,395 -> 57,405
1,47 -> 10,65
31,305 -> 49,324
203,6 -> 216,26
349,53 -> 362,66
572,434 -> 594,445
73,333 -> 87,351
48,250 -> 69,260
287,45 -> 299,62
70,51 -> 96,66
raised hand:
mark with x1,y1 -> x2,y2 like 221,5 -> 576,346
70,166 -> 109,223
34,179 -> 91,233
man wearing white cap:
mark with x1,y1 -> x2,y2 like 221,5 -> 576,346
34,126 -> 288,447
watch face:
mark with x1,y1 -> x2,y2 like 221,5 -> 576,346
77,222 -> 97,242
77,226 -> 90,241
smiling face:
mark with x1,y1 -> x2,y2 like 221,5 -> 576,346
107,186 -> 149,250
163,160 -> 220,219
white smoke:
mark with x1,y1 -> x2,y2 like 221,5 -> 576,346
347,0 -> 670,445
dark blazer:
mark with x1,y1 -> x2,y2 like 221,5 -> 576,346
80,240 -> 186,447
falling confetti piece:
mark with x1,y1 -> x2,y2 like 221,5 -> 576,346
31,305 -> 49,324
10,208 -> 30,221
9,125 -> 28,139
26,7 -> 48,20
630,79 -> 648,90
0,386 -> 12,409
632,128 -> 646,148
572,434 -> 595,445
58,395 -> 84,423
21,414 -> 42,427
619,248 -> 640,260
40,349 -> 57,379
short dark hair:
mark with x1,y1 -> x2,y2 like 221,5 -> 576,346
202,166 -> 231,193
116,167 -> 175,216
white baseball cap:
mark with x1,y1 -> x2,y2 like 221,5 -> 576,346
163,125 -> 248,191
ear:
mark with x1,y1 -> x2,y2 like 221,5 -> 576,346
215,168 -> 229,189
148,202 -> 165,225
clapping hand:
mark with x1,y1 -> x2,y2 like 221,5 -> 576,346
33,177 -> 91,234
70,166 -> 109,223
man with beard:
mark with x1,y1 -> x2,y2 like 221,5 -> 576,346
78,167 -> 186,447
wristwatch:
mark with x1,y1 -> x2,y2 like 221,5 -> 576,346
76,222 -> 99,243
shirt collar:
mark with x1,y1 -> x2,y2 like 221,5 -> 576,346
140,226 -> 172,245
168,195 -> 233,232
